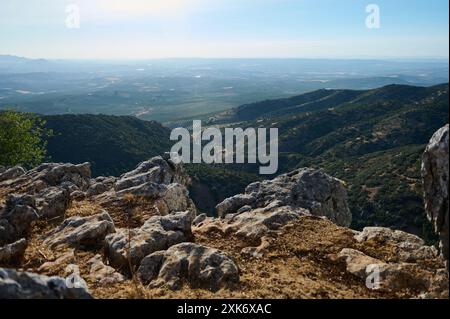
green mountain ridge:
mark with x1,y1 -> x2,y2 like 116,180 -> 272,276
188,83 -> 449,241
35,83 -> 449,241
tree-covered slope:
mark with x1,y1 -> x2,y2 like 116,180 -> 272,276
189,83 -> 449,241
44,114 -> 171,177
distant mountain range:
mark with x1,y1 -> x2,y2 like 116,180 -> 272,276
1,55 -> 448,122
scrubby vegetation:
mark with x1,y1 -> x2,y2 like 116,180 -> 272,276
44,114 -> 171,177
0,110 -> 52,168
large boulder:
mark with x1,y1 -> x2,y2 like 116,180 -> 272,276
105,211 -> 194,270
137,242 -> 239,291
43,212 -> 115,249
113,156 -> 196,215
0,268 -> 92,299
216,168 -> 351,227
115,156 -> 189,191
422,124 -> 449,270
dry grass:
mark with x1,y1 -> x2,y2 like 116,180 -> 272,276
4,186 -> 446,299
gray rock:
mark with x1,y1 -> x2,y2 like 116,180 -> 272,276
87,254 -> 125,285
112,157 -> 196,215
115,156 -> 188,191
105,211 -> 194,270
0,238 -> 27,266
355,227 -> 438,262
337,248 -> 435,293
192,213 -> 207,226
43,212 -> 115,248
137,242 -> 239,291
116,181 -> 167,198
35,187 -> 70,219
195,202 -> 310,249
0,268 -> 92,299
422,124 -> 449,270
338,248 -> 383,279
70,190 -> 86,201
0,194 -> 39,244
215,168 -> 351,227
216,194 -> 255,218
228,204 -> 310,242
87,177 -> 116,197
25,162 -> 91,191
0,166 -> 26,182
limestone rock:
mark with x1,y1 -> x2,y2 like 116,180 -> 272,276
422,124 -> 449,270
0,267 -> 92,299
0,239 -> 27,266
35,187 -> 70,219
196,201 -> 310,244
137,242 -> 239,291
355,227 -> 438,262
105,211 -> 194,270
338,248 -> 382,278
0,194 -> 38,245
216,168 -> 351,227
115,156 -> 188,191
0,166 -> 26,182
25,162 -> 91,190
38,250 -> 76,274
43,212 -> 115,248
87,176 -> 116,197
87,254 -> 125,285
112,156 -> 196,215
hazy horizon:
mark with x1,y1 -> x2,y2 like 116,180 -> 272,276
1,0 -> 448,60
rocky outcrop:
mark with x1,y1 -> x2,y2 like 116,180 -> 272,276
422,124 -> 449,270
43,212 -> 115,249
137,243 -> 239,291
0,268 -> 92,299
215,168 -> 351,227
0,238 -> 27,266
25,162 -> 91,191
0,162 -> 93,246
0,194 -> 39,245
96,156 -> 197,215
196,202 -> 310,244
105,211 -> 194,270
117,155 -> 188,188
0,151 -> 448,298
0,166 -> 26,182
337,226 -> 447,296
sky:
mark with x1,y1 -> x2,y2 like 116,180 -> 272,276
0,0 -> 449,59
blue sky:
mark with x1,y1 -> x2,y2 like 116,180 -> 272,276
0,0 -> 448,59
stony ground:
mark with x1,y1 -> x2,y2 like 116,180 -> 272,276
0,152 -> 448,299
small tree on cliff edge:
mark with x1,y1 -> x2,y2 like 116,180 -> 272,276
0,110 -> 53,168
